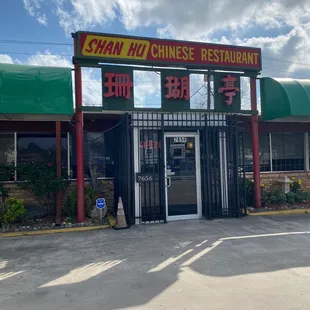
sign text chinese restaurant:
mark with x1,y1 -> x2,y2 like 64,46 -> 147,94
76,32 -> 262,71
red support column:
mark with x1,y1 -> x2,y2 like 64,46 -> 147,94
73,35 -> 85,223
55,121 -> 62,225
250,77 -> 261,209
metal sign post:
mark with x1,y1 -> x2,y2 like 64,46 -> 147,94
96,198 -> 106,220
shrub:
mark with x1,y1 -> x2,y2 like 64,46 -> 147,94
0,164 -> 14,205
286,192 -> 296,205
269,190 -> 286,205
239,177 -> 254,207
64,190 -> 76,218
295,192 -> 305,203
286,190 -> 309,205
64,186 -> 96,218
261,190 -> 271,208
3,198 -> 25,224
301,191 -> 310,202
17,162 -> 70,215
239,177 -> 269,208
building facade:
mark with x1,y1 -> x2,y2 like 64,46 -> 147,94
2,32 -> 310,225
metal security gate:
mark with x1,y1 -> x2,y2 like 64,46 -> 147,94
115,112 -> 246,224
112,113 -> 134,226
132,114 -> 166,223
202,114 -> 246,219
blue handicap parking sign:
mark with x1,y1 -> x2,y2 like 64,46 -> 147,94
96,198 -> 106,209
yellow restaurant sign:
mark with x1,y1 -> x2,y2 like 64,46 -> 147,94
77,32 -> 262,71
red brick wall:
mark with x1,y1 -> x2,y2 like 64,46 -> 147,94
6,182 -> 38,204
3,179 -> 115,212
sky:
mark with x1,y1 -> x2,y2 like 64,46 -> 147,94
0,0 -> 310,108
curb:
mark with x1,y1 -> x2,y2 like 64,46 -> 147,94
248,208 -> 310,216
0,225 -> 110,238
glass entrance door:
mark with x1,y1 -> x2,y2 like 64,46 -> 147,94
164,133 -> 201,221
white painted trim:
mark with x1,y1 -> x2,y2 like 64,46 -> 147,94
14,132 -> 17,181
164,135 -> 168,220
166,214 -> 201,221
304,132 -> 309,171
164,132 -> 202,221
67,132 -> 71,177
219,132 -> 228,215
133,128 -> 141,225
269,133 -> 273,172
195,131 -> 202,219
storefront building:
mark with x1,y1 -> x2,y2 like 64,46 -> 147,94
72,31 -> 263,224
2,32 -> 310,226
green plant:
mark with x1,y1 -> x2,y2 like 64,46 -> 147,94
3,198 -> 25,224
286,189 -> 310,205
64,186 -> 97,218
239,177 -> 254,207
300,191 -> 310,202
286,192 -> 296,205
269,190 -> 286,205
295,192 -> 305,203
85,186 -> 96,213
16,162 -> 70,215
64,190 -> 76,218
261,190 -> 271,208
239,177 -> 269,208
0,164 -> 14,205
290,178 -> 302,193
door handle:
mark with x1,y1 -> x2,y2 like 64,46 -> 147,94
166,176 -> 171,188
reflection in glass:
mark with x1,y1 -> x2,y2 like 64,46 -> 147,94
70,132 -> 115,179
17,133 -> 67,167
0,134 -> 15,181
166,136 -> 197,216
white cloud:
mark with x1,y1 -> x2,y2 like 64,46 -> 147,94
37,0 -> 309,39
36,14 -> 47,25
22,1 -> 310,78
16,0 -> 310,108
55,0 -> 116,35
81,68 -> 102,106
23,0 -> 48,25
0,54 -> 14,64
133,70 -> 160,108
26,51 -> 72,67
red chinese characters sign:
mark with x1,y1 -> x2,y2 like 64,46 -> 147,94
219,74 -> 240,106
104,72 -> 133,99
140,140 -> 161,149
161,71 -> 191,111
164,76 -> 190,100
214,73 -> 241,112
77,32 -> 262,71
101,66 -> 242,113
101,67 -> 134,110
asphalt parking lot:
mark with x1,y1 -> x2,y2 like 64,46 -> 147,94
1,215 -> 310,310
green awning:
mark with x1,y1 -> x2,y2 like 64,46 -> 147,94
260,77 -> 310,121
0,64 -> 74,120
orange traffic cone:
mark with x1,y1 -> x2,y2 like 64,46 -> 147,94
113,197 -> 129,230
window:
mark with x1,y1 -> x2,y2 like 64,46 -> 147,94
0,132 -> 69,181
272,133 -> 304,171
17,133 -> 68,167
1,131 -> 119,181
259,134 -> 271,172
0,133 -> 15,181
243,133 -> 270,172
70,132 -> 115,179
242,132 -> 305,172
